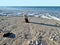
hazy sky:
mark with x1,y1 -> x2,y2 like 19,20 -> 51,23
0,0 -> 60,6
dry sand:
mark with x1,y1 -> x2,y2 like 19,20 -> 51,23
0,16 -> 60,45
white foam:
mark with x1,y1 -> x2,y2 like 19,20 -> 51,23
34,15 -> 39,17
41,13 -> 60,21
28,13 -> 35,15
28,13 -> 60,21
41,15 -> 51,19
49,15 -> 60,20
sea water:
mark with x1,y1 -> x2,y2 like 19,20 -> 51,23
0,6 -> 60,21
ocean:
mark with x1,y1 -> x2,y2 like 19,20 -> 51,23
0,6 -> 60,21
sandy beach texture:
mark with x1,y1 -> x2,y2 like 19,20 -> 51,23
0,16 -> 60,45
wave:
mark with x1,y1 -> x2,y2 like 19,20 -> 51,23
28,13 -> 60,21
40,14 -> 60,21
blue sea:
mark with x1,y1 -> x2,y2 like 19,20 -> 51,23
0,6 -> 60,20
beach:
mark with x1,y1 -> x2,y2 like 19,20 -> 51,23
0,16 -> 60,45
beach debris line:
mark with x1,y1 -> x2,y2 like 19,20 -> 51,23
24,15 -> 29,23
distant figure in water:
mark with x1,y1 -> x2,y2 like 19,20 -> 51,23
24,15 -> 29,23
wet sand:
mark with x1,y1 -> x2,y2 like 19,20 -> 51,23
0,16 -> 60,45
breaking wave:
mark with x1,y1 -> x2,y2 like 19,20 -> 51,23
40,13 -> 60,21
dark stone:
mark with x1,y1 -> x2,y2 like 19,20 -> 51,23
3,33 -> 15,38
3,33 -> 11,37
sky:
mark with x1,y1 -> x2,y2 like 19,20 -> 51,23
0,0 -> 60,6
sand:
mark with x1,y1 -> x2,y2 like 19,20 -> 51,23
0,16 -> 60,45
